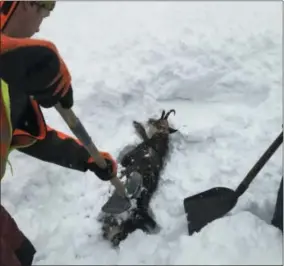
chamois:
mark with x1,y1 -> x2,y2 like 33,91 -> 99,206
101,109 -> 177,246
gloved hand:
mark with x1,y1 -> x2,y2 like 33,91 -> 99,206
87,152 -> 117,181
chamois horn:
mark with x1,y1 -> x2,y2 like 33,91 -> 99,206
160,110 -> 166,119
165,109 -> 176,119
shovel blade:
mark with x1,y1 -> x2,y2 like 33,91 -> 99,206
183,187 -> 238,235
101,171 -> 143,215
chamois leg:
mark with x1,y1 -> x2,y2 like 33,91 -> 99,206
133,121 -> 149,141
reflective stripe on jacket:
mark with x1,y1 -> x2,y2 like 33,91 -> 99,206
0,79 -> 46,180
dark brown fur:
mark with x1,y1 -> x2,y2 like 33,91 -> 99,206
113,110 -> 177,244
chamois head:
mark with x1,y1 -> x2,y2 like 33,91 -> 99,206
147,109 -> 178,137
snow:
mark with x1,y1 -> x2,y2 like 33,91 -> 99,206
1,1 -> 282,265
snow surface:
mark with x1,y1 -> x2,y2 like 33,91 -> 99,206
1,2 -> 283,265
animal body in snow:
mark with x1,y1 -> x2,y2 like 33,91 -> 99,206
99,109 -> 177,246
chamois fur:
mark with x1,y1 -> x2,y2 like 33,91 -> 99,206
112,109 -> 178,244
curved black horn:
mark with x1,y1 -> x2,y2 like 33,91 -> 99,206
161,110 -> 166,119
165,109 -> 176,119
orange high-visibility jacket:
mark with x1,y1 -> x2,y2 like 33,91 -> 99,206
0,34 -> 92,180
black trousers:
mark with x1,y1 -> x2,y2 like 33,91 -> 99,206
0,205 -> 36,266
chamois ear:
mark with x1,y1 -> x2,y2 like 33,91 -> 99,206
169,127 -> 178,134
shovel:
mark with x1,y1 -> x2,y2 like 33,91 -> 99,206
54,103 -> 129,198
183,130 -> 283,235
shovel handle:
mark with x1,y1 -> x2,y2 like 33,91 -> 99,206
54,103 -> 127,197
235,130 -> 283,197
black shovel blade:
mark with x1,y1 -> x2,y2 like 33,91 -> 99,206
101,171 -> 143,215
101,191 -> 132,215
183,187 -> 238,235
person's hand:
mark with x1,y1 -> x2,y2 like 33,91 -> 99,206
87,152 -> 117,181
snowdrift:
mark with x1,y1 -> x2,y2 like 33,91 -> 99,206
1,2 -> 282,265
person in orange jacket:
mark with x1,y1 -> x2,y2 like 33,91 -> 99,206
0,2 -> 117,265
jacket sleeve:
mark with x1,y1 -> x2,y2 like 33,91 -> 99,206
17,126 -> 91,172
0,34 -> 72,108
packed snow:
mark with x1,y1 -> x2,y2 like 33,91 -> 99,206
1,2 -> 282,265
